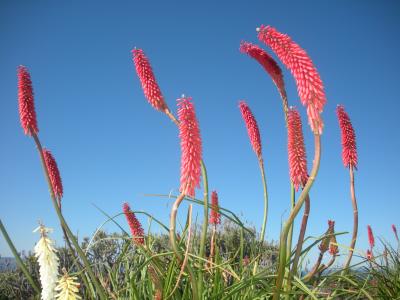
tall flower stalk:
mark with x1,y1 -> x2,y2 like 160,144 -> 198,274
257,26 -> 326,299
287,107 -> 310,277
17,66 -> 107,300
34,224 -> 59,300
337,105 -> 359,270
239,101 -> 269,256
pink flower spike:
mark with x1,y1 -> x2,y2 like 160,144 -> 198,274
132,48 -> 168,112
239,101 -> 262,158
367,225 -> 375,249
209,191 -> 221,225
17,66 -> 38,136
336,105 -> 358,169
258,26 -> 326,134
123,202 -> 144,245
42,149 -> 63,200
178,96 -> 202,198
287,107 -> 308,191
239,41 -> 286,101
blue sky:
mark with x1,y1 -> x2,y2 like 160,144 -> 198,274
1,1 -> 399,262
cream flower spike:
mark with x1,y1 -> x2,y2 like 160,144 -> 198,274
34,223 -> 59,300
55,269 -> 82,300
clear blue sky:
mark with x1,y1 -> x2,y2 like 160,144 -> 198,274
1,1 -> 399,261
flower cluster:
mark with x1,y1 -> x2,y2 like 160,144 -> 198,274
17,65 -> 38,136
239,101 -> 262,159
258,26 -> 326,134
336,105 -> 358,169
209,191 -> 221,225
34,224 -> 59,300
55,272 -> 81,300
239,41 -> 286,101
328,220 -> 338,256
178,96 -> 202,197
43,149 -> 64,200
123,202 -> 145,245
287,107 -> 308,191
367,225 -> 375,249
132,48 -> 168,111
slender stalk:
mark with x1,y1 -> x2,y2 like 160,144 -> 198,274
291,194 -> 311,276
283,184 -> 296,297
31,133 -> 107,300
209,225 -> 217,264
198,161 -> 209,297
165,107 -> 208,298
273,134 -> 321,300
286,184 -> 296,263
302,252 -> 324,282
252,157 -> 269,274
343,166 -> 358,270
318,254 -> 336,275
169,193 -> 199,299
0,219 -> 41,296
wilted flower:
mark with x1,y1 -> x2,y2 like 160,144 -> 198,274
367,225 -> 375,249
392,224 -> 399,241
178,96 -> 202,197
258,26 -> 326,134
328,220 -> 338,256
209,191 -> 221,225
33,224 -> 59,300
132,48 -> 168,111
287,107 -> 308,191
319,220 -> 334,253
42,149 -> 63,201
336,105 -> 358,169
123,202 -> 144,245
17,65 -> 38,135
239,41 -> 286,102
239,101 -> 262,158
55,271 -> 81,300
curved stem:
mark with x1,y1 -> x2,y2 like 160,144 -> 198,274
252,157 -> 269,274
291,194 -> 311,276
258,157 -> 269,245
302,252 -> 323,282
343,166 -> 358,270
32,133 -> 107,300
273,134 -> 321,300
0,219 -> 41,296
169,193 -> 199,299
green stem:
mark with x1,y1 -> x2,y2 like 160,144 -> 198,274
0,219 -> 41,296
252,157 -> 269,274
343,166 -> 358,270
32,133 -> 107,300
198,161 -> 209,298
273,134 -> 321,300
169,193 -> 199,300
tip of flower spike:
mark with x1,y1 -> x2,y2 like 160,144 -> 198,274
256,27 -> 260,32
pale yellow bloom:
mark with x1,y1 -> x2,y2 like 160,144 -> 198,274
55,273 -> 82,300
33,224 -> 59,300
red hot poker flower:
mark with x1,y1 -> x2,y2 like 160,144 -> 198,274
336,105 -> 358,169
123,202 -> 144,245
178,96 -> 202,198
367,225 -> 375,249
209,191 -> 221,225
287,107 -> 308,191
42,149 -> 63,200
366,249 -> 373,261
132,49 -> 168,112
17,66 -> 38,136
239,41 -> 287,101
258,26 -> 326,134
239,101 -> 262,159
